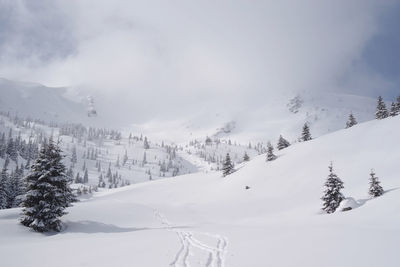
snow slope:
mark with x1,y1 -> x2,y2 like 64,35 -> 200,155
1,115 -> 399,266
130,91 -> 378,144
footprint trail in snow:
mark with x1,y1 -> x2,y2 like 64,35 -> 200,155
154,210 -> 228,267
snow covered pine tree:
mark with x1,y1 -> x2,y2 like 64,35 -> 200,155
222,153 -> 234,177
368,169 -> 384,198
243,152 -> 250,162
301,123 -> 312,142
321,163 -> 344,214
266,142 -> 277,161
20,141 -> 76,232
389,102 -> 399,117
345,113 -> 357,128
375,96 -> 388,119
277,135 -> 290,150
0,166 -> 8,209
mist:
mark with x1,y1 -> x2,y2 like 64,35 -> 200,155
0,0 -> 397,123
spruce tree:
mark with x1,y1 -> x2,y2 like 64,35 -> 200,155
71,146 -> 77,165
277,135 -> 290,150
0,166 -> 8,209
6,137 -> 18,162
389,102 -> 398,117
142,152 -> 147,166
345,113 -> 357,128
368,170 -> 384,197
21,141 -> 76,232
243,152 -> 250,162
375,96 -> 388,119
7,166 -> 24,208
396,96 -> 400,113
222,153 -> 234,177
75,172 -> 82,184
266,142 -> 277,161
143,137 -> 150,149
123,150 -> 128,166
321,163 -> 344,214
83,169 -> 89,184
301,123 -> 312,142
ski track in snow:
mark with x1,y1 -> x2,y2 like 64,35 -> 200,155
153,209 -> 228,267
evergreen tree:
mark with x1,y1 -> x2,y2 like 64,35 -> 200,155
143,137 -> 150,149
243,152 -> 250,162
345,113 -> 358,128
71,146 -> 77,165
321,163 -> 344,214
266,142 -> 277,161
83,169 -> 89,184
277,135 -> 290,150
396,96 -> 400,113
142,152 -> 147,166
389,102 -> 399,117
301,123 -> 312,142
123,150 -> 128,166
0,166 -> 8,209
222,153 -> 234,177
375,96 -> 388,119
115,155 -> 120,168
66,165 -> 74,181
21,141 -> 76,232
6,137 -> 18,162
7,165 -> 24,208
75,172 -> 82,184
368,170 -> 384,197
106,163 -> 112,183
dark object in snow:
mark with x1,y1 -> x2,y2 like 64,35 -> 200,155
341,207 -> 352,212
245,186 -> 250,190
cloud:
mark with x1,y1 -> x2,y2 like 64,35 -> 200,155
0,0 -> 396,122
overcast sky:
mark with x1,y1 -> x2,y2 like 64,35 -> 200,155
0,0 -> 398,122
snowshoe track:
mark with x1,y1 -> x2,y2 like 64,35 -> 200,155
154,210 -> 228,267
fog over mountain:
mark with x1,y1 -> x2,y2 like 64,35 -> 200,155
0,1 -> 399,124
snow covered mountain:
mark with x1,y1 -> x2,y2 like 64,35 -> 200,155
1,113 -> 399,267
0,78 -> 381,145
0,78 -> 90,123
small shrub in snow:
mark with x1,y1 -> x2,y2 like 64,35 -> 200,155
321,163 -> 344,214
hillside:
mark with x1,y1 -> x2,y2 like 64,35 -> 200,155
1,115 -> 399,267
